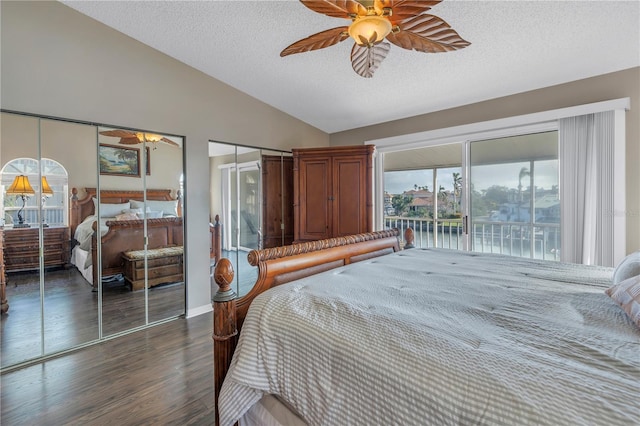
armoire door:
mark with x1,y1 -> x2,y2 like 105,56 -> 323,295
332,154 -> 369,237
296,156 -> 332,241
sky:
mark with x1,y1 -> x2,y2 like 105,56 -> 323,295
384,161 -> 558,195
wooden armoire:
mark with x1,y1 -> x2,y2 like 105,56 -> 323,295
293,145 -> 375,242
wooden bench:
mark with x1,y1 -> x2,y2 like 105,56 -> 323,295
121,246 -> 184,291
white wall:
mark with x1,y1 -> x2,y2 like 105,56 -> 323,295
0,1 -> 329,315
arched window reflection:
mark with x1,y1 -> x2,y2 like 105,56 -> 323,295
1,157 -> 69,227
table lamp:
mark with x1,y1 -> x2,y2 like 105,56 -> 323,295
6,175 -> 35,228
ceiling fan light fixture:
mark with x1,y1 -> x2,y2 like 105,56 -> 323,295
348,15 -> 391,46
136,132 -> 163,143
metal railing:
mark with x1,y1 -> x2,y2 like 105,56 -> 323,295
384,216 -> 560,261
4,207 -> 65,227
385,217 -> 463,250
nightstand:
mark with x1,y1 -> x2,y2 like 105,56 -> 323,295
3,226 -> 70,273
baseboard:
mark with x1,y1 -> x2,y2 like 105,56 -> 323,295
186,303 -> 213,318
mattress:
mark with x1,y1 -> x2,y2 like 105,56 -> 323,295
219,248 -> 640,426
239,394 -> 306,426
70,245 -> 93,283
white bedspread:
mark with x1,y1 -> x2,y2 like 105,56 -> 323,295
219,248 -> 640,426
71,216 -> 111,272
74,215 -> 110,249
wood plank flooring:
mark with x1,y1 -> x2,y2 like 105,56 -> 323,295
1,311 -> 214,425
1,268 -> 185,368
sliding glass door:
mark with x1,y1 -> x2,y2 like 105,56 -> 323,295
382,143 -> 464,249
380,130 -> 559,260
469,131 -> 559,260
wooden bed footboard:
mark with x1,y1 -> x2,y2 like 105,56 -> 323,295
212,228 -> 402,425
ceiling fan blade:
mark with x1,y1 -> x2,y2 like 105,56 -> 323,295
118,137 -> 142,145
300,0 -> 367,18
350,41 -> 390,78
374,0 -> 441,24
281,26 -> 350,57
99,129 -> 136,138
386,14 -> 470,53
161,137 -> 180,147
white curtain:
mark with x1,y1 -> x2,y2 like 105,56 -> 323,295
559,111 -> 615,266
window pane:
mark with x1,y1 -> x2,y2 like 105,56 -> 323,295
470,131 -> 559,260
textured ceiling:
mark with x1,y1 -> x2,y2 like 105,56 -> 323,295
61,0 -> 640,134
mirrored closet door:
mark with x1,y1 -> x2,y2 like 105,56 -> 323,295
1,111 -> 185,371
209,142 -> 292,298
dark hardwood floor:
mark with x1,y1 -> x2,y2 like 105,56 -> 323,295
1,268 -> 185,368
1,310 -> 214,425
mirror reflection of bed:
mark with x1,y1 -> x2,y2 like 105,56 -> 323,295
68,187 -> 185,335
1,111 -> 186,369
69,187 -> 183,290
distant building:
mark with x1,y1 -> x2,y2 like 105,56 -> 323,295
489,194 -> 559,223
534,194 -> 560,223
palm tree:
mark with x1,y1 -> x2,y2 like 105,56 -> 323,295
452,172 -> 462,214
517,167 -> 530,221
438,185 -> 447,217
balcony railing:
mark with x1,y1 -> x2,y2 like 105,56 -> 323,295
4,207 -> 65,227
384,216 -> 560,261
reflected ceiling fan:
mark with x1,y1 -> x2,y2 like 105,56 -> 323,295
281,0 -> 470,78
99,129 -> 180,149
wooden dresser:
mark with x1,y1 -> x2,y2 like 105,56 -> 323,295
3,226 -> 70,273
293,145 -> 374,242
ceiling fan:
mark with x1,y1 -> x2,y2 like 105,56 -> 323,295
281,0 -> 470,78
99,129 -> 180,148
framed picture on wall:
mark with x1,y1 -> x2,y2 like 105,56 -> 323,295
99,144 -> 141,177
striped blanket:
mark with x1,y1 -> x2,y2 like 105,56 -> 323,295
219,248 -> 640,426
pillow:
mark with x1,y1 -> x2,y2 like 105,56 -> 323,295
115,213 -> 139,221
121,208 -> 143,215
79,233 -> 92,251
612,250 -> 640,284
130,199 -> 178,217
92,198 -> 130,218
605,275 -> 640,328
143,210 -> 163,219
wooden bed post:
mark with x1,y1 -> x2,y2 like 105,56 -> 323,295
404,227 -> 415,249
70,188 -> 80,238
176,189 -> 183,217
212,258 -> 238,426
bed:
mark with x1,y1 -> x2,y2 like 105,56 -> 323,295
69,188 -> 183,288
212,229 -> 640,426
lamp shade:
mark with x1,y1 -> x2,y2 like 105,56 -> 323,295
41,176 -> 54,196
348,15 -> 392,45
6,175 -> 35,196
